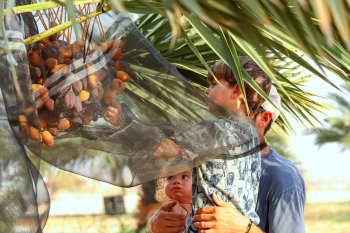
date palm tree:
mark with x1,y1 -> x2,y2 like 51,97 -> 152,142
3,0 -> 350,134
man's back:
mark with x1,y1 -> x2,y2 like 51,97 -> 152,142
256,149 -> 306,233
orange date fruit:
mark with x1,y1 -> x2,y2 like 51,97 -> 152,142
116,71 -> 131,82
57,118 -> 70,130
107,39 -> 125,50
30,126 -> 40,140
79,90 -> 90,101
42,130 -> 54,147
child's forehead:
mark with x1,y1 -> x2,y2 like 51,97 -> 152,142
169,169 -> 192,177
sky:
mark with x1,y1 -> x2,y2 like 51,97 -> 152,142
284,60 -> 350,183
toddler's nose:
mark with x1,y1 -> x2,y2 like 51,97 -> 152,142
173,179 -> 181,185
205,88 -> 210,96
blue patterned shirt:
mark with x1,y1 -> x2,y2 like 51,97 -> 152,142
174,117 -> 261,232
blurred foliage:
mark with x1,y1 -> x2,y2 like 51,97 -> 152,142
308,83 -> 350,151
266,125 -> 301,166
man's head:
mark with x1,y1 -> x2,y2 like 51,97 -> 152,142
205,57 -> 272,116
205,57 -> 281,135
253,85 -> 281,135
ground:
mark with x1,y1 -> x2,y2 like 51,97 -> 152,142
43,201 -> 350,233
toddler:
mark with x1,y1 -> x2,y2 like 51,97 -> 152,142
156,169 -> 192,219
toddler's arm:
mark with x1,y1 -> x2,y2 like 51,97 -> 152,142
169,201 -> 188,217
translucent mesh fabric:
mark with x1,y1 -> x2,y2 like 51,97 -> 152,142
0,4 -> 265,232
0,30 -> 49,232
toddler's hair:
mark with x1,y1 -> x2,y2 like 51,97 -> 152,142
155,178 -> 169,202
207,57 -> 272,116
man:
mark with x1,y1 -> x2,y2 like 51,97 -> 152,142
149,86 -> 306,233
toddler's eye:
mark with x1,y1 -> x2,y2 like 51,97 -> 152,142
167,176 -> 173,180
211,83 -> 216,87
182,175 -> 189,179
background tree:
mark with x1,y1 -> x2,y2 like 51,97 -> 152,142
309,83 -> 350,151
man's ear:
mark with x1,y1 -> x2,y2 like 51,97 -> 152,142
260,111 -> 272,125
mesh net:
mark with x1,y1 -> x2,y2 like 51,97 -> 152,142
0,2 -> 265,232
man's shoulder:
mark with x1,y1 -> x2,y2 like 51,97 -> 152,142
260,149 -> 305,195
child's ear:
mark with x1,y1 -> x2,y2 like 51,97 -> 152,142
232,84 -> 242,98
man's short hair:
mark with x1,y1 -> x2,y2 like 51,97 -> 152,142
207,57 -> 272,116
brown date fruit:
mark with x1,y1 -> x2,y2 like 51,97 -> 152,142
52,40 -> 69,50
110,78 -> 123,90
81,77 -> 88,90
93,42 -> 108,53
73,96 -> 83,112
28,52 -> 41,67
104,88 -> 118,104
97,86 -> 104,101
117,80 -> 126,91
30,67 -> 41,81
40,37 -> 51,45
110,48 -> 124,61
58,55 -> 71,64
106,59 -> 115,68
72,79 -> 83,93
72,117 -> 82,125
115,61 -> 130,71
82,115 -> 93,125
44,46 -> 59,60
44,98 -> 55,111
59,45 -> 72,58
45,58 -> 58,68
65,91 -> 76,109
49,34 -> 57,42
48,127 -> 59,137
46,115 -> 59,127
69,40 -> 84,55
38,109 -> 48,119
90,87 -> 99,99
108,67 -> 118,77
32,44 -> 43,52
95,69 -> 107,81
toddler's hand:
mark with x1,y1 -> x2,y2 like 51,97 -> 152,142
104,102 -> 123,127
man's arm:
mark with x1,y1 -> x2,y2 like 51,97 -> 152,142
193,193 -> 265,233
267,189 -> 306,233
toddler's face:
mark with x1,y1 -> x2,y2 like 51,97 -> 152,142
164,169 -> 192,204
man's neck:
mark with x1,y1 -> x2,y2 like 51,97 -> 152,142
261,147 -> 270,158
